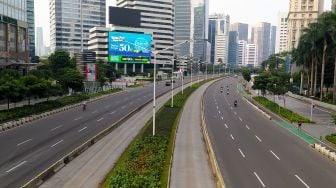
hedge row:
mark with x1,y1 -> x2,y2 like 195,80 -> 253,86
326,134 -> 336,145
103,80 -> 212,188
0,88 -> 121,124
253,96 -> 312,123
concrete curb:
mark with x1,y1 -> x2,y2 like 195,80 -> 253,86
242,97 -> 272,120
312,143 -> 336,162
200,79 -> 226,188
0,90 -> 125,133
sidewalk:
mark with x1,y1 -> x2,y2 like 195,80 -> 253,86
170,82 -> 216,188
250,89 -> 336,138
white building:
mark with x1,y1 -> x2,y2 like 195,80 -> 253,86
276,12 -> 288,54
245,44 -> 258,67
49,0 -> 106,54
209,14 -> 230,64
116,0 -> 174,66
36,27 -> 45,56
237,40 -> 246,67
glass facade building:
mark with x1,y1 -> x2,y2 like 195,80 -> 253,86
50,0 -> 106,54
27,0 -> 34,58
0,0 -> 29,71
228,31 -> 238,66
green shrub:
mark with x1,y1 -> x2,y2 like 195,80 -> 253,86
326,134 -> 336,144
253,96 -> 311,123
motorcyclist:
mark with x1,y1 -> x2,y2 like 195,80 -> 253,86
234,100 -> 237,107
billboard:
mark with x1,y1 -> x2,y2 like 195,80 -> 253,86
109,7 -> 141,27
86,64 -> 97,81
108,31 -> 152,64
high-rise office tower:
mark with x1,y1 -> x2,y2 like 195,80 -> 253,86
0,0 -> 29,72
245,44 -> 258,67
333,0 -> 336,10
175,0 -> 209,61
208,14 -> 230,64
251,22 -> 271,64
276,12 -> 288,53
270,26 -> 277,55
231,22 -> 248,41
36,27 -> 44,56
50,0 -> 106,54
27,0 -> 35,59
237,40 -> 246,67
287,0 -> 324,51
116,0 -> 174,66
228,31 -> 238,66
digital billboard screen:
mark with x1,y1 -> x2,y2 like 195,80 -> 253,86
108,31 -> 152,64
109,7 -> 141,27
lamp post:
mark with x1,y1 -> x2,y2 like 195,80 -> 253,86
151,41 -> 189,136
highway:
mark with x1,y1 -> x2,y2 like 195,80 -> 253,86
0,77 -> 198,188
203,77 -> 336,188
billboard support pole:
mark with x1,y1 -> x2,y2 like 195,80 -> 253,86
153,53 -> 157,136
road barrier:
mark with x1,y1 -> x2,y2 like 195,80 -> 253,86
312,143 -> 336,162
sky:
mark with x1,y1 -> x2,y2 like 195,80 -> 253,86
35,0 -> 332,46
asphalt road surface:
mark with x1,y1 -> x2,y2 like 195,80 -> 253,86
0,77 -> 199,188
203,77 -> 336,188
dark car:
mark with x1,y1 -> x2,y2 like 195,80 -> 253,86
165,81 -> 171,86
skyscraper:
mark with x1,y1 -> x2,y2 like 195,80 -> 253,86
0,0 -> 29,72
208,14 -> 230,64
36,27 -> 44,57
287,0 -> 324,51
192,1 -> 209,61
27,0 -> 35,59
117,0 -> 174,66
228,31 -> 238,66
50,0 -> 106,54
237,40 -> 247,67
276,12 -> 288,53
231,22 -> 249,41
245,44 -> 258,67
251,22 -> 271,64
270,26 -> 277,55
175,0 -> 192,57
333,0 -> 336,11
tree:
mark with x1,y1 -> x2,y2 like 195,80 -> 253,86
252,73 -> 269,96
31,56 -> 40,64
58,68 -> 84,93
242,68 -> 251,82
48,50 -> 71,72
0,80 -> 26,109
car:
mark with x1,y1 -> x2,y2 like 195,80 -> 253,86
165,81 -> 171,86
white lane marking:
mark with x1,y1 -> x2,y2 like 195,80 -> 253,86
254,172 -> 266,187
130,102 -> 134,105
104,105 -> 110,108
230,134 -> 235,140
74,116 -> 83,121
239,117 -> 243,122
255,135 -> 262,142
216,106 -> 219,110
6,161 -> 27,173
78,127 -> 87,133
270,150 -> 280,160
97,118 -> 104,122
218,110 -> 221,114
110,111 -> 116,115
224,124 -> 228,129
92,110 -> 98,114
221,116 -> 224,120
230,107 -> 233,110
234,112 -> 237,115
238,148 -> 246,158
295,175 -> 310,188
246,125 -> 250,130
51,140 -> 64,148
51,125 -> 63,131
121,106 -> 126,109
17,139 -> 32,146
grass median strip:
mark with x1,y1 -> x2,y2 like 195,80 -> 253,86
0,88 -> 122,124
253,96 -> 312,123
326,134 -> 336,145
102,79 -> 214,188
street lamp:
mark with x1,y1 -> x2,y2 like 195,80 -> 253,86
152,40 -> 189,136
